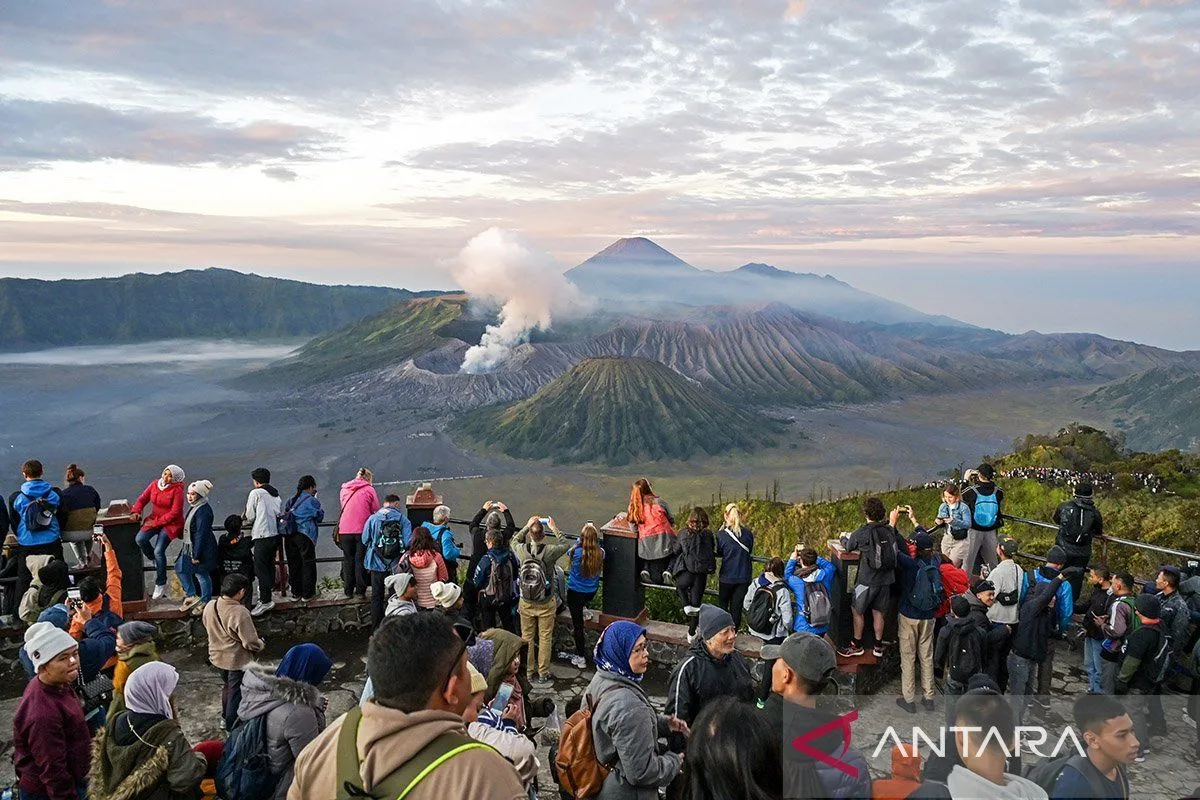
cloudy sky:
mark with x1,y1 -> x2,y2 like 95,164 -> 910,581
2,0 -> 1198,347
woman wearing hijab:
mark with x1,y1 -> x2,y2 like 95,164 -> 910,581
584,620 -> 686,799
91,661 -> 208,800
235,643 -> 333,800
179,480 -> 217,613
131,465 -> 187,600
112,621 -> 160,700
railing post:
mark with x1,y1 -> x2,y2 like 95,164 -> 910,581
599,513 -> 647,625
96,500 -> 147,612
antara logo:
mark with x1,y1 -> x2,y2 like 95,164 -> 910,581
871,725 -> 1087,760
792,709 -> 861,778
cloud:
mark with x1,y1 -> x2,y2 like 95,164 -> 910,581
261,166 -> 299,182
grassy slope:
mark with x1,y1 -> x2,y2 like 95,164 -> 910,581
1081,366 -> 1200,452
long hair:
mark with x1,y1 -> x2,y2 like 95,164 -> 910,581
356,467 -> 373,482
410,527 -> 437,555
686,507 -> 710,533
579,523 -> 603,578
724,502 -> 743,535
292,474 -> 317,504
686,696 -> 783,800
627,478 -> 655,524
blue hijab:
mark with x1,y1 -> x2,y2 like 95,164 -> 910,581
276,643 -> 333,687
594,621 -> 647,682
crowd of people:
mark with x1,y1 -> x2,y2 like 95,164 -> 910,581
999,467 -> 1167,495
6,460 -> 1200,799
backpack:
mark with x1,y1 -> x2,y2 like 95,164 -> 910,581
1147,627 -> 1174,685
335,706 -> 489,800
216,715 -> 273,800
555,686 -> 625,799
971,491 -> 1000,528
484,552 -> 517,607
1058,501 -> 1098,547
804,580 -> 832,629
864,524 -> 897,571
20,491 -> 57,533
947,625 -> 984,684
519,551 -> 551,602
277,498 -> 300,537
747,581 -> 785,634
376,517 -> 406,562
908,558 -> 944,613
1025,754 -> 1120,798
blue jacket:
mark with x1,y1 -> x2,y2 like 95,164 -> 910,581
361,507 -> 411,573
11,479 -> 62,547
22,611 -> 118,683
896,549 -> 942,620
785,556 -> 834,635
185,503 -> 218,574
936,501 -> 973,535
567,543 -> 605,593
422,522 -> 460,562
472,547 -> 519,591
288,491 -> 325,542
1034,565 -> 1075,634
715,526 -> 755,584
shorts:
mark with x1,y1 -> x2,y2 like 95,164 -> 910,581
940,534 -> 969,567
853,584 -> 889,614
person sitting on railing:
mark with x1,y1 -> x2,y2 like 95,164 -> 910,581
1053,481 -> 1103,600
0,532 -> 19,622
131,463 -> 186,601
10,459 -> 65,605
422,504 -> 461,584
629,478 -> 678,587
57,463 -> 101,568
216,514 -> 254,602
673,507 -> 717,642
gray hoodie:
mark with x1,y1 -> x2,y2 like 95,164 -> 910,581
238,667 -> 327,800
585,669 -> 681,800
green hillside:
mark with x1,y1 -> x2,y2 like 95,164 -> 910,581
0,268 -> 420,349
452,357 -> 783,466
1081,365 -> 1200,452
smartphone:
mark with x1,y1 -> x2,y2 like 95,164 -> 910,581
539,517 -> 550,527
490,681 -> 515,711
67,588 -> 81,604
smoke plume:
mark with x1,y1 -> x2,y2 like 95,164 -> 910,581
452,228 -> 583,374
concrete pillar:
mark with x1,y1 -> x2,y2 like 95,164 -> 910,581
600,512 -> 647,625
96,500 -> 147,613
405,482 -> 442,528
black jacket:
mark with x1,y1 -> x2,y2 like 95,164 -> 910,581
467,507 -> 515,587
1054,497 -> 1103,558
1011,577 -> 1063,663
760,694 -> 872,800
665,639 -> 755,726
1077,583 -> 1115,640
843,522 -> 898,587
962,483 -> 1004,531
675,528 -> 716,575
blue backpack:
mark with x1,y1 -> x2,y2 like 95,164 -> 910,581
216,714 -> 274,800
20,491 -> 58,533
971,492 -> 1000,528
909,558 -> 944,613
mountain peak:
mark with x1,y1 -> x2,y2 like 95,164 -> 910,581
575,237 -> 697,270
735,262 -> 788,277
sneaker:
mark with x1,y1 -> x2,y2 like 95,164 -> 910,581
533,673 -> 552,686
152,585 -> 167,600
872,644 -> 885,658
896,698 -> 917,714
250,600 -> 275,617
180,596 -> 200,612
1134,750 -> 1147,763
1183,709 -> 1197,727
922,698 -> 936,711
661,571 -> 675,585
639,569 -> 652,584
190,604 -> 205,617
837,642 -> 865,658
570,655 -> 587,670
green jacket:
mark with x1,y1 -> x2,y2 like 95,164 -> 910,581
90,711 -> 206,800
512,523 -> 570,603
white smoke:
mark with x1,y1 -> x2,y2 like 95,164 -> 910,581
452,228 -> 584,374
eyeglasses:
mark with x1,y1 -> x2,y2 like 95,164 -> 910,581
631,643 -> 649,655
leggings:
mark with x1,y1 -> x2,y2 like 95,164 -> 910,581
719,581 -> 749,629
675,572 -> 708,634
283,534 -> 317,599
759,636 -> 785,701
338,534 -> 368,596
567,589 -> 596,659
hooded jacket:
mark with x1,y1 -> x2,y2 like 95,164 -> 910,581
935,562 -> 969,618
934,612 -> 987,685
761,693 -> 872,800
665,638 -> 755,725
1180,575 -> 1200,617
337,478 -> 381,535
1011,577 -> 1063,663
479,628 -> 525,699
287,700 -> 526,800
90,710 -> 207,800
1033,565 -> 1074,635
362,506 -> 412,573
745,572 -> 794,639
18,553 -> 58,624
512,523 -> 571,603
237,667 -> 327,800
131,480 -> 185,541
784,556 -> 834,635
872,744 -> 922,799
585,668 -> 682,800
422,521 -> 460,562
910,764 -> 1049,800
1157,589 -> 1191,653
675,527 -> 716,575
843,522 -> 898,587
403,549 -> 448,609
961,590 -> 1008,679
113,640 -> 159,699
58,482 -> 101,533
245,484 -> 281,540
11,479 -> 63,546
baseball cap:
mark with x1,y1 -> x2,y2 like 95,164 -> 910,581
914,531 -> 934,550
998,537 -> 1018,557
760,632 -> 836,683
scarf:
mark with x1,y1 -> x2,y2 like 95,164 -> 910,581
276,643 -> 333,686
182,496 -> 209,552
124,661 -> 178,719
594,620 -> 647,682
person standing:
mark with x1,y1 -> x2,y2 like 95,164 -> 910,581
11,459 -> 65,603
666,604 -> 755,727
202,573 -> 265,730
361,494 -> 411,630
895,527 -> 941,713
512,515 -> 571,685
1054,481 -> 1103,600
1099,573 -> 1137,695
1114,594 -> 1168,761
564,522 -> 604,669
474,527 -> 520,634
936,482 -> 972,570
715,503 -> 755,630
282,475 -> 324,602
245,467 -> 282,617
131,464 -> 186,600
784,547 -> 835,641
1155,566 -> 1191,657
838,497 -> 899,659
466,502 -> 515,623
422,505 -> 461,584
13,622 -> 91,800
673,507 -> 716,641
337,467 -> 381,599
685,696 -> 783,800
179,479 -> 217,614
57,463 -> 101,567
1077,564 -> 1115,694
1034,546 -> 1075,708
962,463 -> 1005,577
1008,568 -> 1073,725
745,557 -> 793,701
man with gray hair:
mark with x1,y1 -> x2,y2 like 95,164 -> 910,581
423,505 -> 462,584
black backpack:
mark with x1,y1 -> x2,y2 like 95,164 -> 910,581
747,581 -> 785,633
947,625 -> 985,684
484,552 -> 517,607
864,524 -> 897,571
216,714 -> 274,800
376,517 -> 406,562
1025,754 -> 1124,798
1058,501 -> 1098,547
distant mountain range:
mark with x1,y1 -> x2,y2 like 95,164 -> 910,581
453,357 -> 782,465
1082,365 -> 1200,452
0,269 -> 425,349
564,237 -> 967,326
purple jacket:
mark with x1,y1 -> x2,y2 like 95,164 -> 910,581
13,676 -> 91,799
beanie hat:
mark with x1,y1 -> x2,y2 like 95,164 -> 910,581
998,537 -> 1018,557
187,480 -> 213,498
165,464 -> 186,483
1046,545 -> 1067,565
1074,481 -> 1094,497
24,621 -> 77,672
1135,593 -> 1161,620
118,620 -> 158,646
430,581 -> 462,609
950,595 -> 971,618
975,580 -> 996,594
698,603 -> 735,641
467,662 -> 488,694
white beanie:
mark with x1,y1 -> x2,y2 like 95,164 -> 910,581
24,621 -> 77,672
187,480 -> 213,498
384,573 -> 413,597
430,581 -> 462,609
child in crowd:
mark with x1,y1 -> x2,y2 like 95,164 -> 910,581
216,515 -> 254,606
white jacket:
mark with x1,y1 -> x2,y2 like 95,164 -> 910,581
245,487 -> 282,540
986,559 -> 1023,625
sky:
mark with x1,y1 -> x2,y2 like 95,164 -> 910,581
1,0 -> 1198,348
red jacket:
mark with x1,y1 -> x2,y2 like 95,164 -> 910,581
131,480 -> 186,540
936,561 -> 970,618
13,676 -> 91,799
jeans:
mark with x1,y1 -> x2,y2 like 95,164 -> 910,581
339,534 -> 368,596
283,534 -> 317,599
567,589 -> 596,659
136,527 -> 170,588
1007,652 -> 1037,725
718,581 -> 749,630
251,537 -> 279,605
220,668 -> 244,730
370,569 -> 389,630
1083,638 -> 1104,693
519,597 -> 557,677
899,615 -> 936,702
179,569 -> 213,602
1037,635 -> 1057,695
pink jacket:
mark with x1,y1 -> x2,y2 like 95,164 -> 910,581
337,478 -> 380,535
407,550 -> 449,609
131,480 -> 186,540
